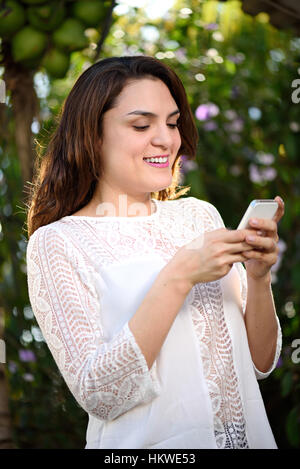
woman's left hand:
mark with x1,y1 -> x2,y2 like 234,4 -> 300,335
242,196 -> 285,281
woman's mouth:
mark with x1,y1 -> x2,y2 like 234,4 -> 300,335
143,155 -> 169,168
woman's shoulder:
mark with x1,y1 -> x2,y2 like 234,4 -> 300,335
26,218 -> 73,259
171,196 -> 224,229
172,196 -> 220,215
27,218 -> 64,242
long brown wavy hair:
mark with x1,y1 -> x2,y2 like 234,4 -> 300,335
25,55 -> 199,238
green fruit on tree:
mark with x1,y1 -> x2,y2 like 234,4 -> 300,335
11,25 -> 47,62
41,48 -> 70,78
71,0 -> 105,27
27,2 -> 66,32
0,0 -> 26,37
52,18 -> 88,52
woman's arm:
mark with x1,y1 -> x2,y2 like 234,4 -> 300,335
26,226 -> 165,422
199,196 -> 284,377
241,196 -> 285,373
130,226 -> 252,371
244,272 -> 278,373
129,267 -> 191,371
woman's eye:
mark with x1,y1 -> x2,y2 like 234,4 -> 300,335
133,124 -> 179,131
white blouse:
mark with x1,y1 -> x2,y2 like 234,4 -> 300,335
26,196 -> 282,449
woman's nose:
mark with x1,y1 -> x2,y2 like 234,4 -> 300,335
151,125 -> 174,148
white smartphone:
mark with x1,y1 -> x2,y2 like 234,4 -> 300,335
237,199 -> 278,230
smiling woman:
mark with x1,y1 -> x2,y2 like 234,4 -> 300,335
25,55 -> 283,450
26,56 -> 198,230
81,77 -> 183,217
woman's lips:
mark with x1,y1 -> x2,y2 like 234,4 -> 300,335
143,156 -> 169,168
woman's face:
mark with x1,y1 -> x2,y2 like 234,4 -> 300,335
97,78 -> 182,202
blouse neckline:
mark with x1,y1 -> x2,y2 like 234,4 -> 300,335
61,198 -> 160,222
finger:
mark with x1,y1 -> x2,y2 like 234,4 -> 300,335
273,196 -> 285,224
248,218 -> 277,233
247,228 -> 279,243
243,249 -> 277,264
187,229 -> 250,251
225,241 -> 253,253
227,253 -> 250,264
255,229 -> 266,237
212,228 -> 247,244
245,233 -> 276,252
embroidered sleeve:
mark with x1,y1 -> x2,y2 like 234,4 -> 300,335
192,198 -> 282,380
26,226 -> 160,421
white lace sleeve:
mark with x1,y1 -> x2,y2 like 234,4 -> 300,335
193,198 -> 282,380
26,226 -> 160,421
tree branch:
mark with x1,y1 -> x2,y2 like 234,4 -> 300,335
93,0 -> 117,61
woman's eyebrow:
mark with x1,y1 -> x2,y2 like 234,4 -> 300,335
126,109 -> 180,117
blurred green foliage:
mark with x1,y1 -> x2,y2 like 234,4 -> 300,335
0,0 -> 299,449
0,0 -> 112,77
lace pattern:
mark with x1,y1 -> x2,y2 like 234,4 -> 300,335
26,227 -> 160,421
26,196 -> 281,447
190,282 -> 249,448
190,201 -> 249,448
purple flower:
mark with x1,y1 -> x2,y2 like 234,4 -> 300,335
180,155 -> 189,162
195,103 -> 219,121
179,156 -> 198,174
277,239 -> 287,253
276,357 -> 283,368
8,361 -> 18,373
249,164 -> 277,183
227,53 -> 245,64
203,120 -> 218,131
225,109 -> 238,121
23,373 -> 34,382
249,165 -> 261,183
256,152 -> 275,165
175,48 -> 187,64
261,167 -> 277,181
225,118 -> 244,133
229,134 -> 241,143
19,349 -> 36,363
271,239 -> 287,276
204,23 -> 219,31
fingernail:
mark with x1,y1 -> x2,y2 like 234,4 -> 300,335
251,218 -> 258,225
247,235 -> 255,241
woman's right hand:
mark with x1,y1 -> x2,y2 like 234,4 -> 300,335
165,228 -> 252,289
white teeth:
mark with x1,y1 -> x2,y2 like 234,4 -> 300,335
144,157 -> 168,163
